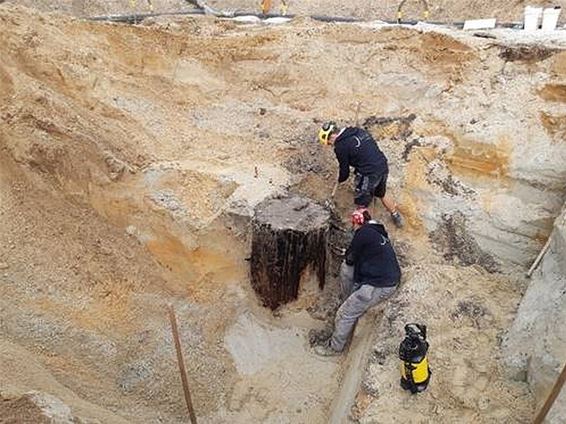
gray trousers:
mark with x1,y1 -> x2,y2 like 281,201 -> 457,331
330,262 -> 396,352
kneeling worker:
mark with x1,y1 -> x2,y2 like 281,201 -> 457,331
315,209 -> 401,356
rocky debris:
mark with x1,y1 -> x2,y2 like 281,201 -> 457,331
498,45 -> 561,64
103,150 -> 134,181
283,148 -> 329,176
450,297 -> 494,329
426,160 -> 476,197
401,137 -> 422,162
150,190 -> 185,213
308,326 -> 333,346
363,114 -> 416,142
429,211 -> 500,273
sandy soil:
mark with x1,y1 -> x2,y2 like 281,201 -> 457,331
356,263 -> 533,423
1,3 -> 566,423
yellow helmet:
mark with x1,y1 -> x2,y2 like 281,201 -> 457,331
318,122 -> 336,145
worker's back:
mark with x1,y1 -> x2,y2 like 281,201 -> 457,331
334,127 -> 388,177
348,221 -> 401,287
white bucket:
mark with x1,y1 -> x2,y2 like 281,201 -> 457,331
541,6 -> 562,31
524,6 -> 543,31
463,18 -> 497,30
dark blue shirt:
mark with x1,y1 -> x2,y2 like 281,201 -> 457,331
346,221 -> 401,287
334,127 -> 388,183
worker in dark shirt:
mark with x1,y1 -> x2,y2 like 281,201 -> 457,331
315,209 -> 401,356
318,122 -> 403,228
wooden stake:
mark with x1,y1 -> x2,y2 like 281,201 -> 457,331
331,180 -> 339,198
372,196 -> 377,219
527,237 -> 552,278
533,361 -> 566,424
355,101 -> 362,127
168,305 -> 198,424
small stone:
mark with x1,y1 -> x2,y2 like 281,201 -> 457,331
478,395 -> 490,410
99,246 -> 113,256
0,263 -> 8,270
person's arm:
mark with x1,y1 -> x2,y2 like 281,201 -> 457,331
334,143 -> 350,183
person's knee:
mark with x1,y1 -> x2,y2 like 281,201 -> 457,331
335,306 -> 357,325
335,307 -> 345,321
369,286 -> 396,306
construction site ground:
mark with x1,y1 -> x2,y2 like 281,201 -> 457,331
1,2 -> 566,423
8,0 -> 566,23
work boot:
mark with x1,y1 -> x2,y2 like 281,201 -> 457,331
391,211 -> 404,228
314,340 -> 342,357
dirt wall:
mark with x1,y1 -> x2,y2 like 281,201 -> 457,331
504,203 -> 566,423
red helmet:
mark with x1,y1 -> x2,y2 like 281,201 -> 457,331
351,208 -> 367,226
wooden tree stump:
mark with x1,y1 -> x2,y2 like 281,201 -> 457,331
250,195 -> 330,310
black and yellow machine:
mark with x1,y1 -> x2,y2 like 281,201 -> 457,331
399,323 -> 431,393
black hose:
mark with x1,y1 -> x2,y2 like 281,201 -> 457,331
89,10 -> 205,23
86,10 -> 539,30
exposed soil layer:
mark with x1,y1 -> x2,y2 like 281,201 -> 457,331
1,395 -> 51,424
1,3 -> 566,423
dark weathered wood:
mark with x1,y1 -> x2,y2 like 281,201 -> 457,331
250,196 -> 330,310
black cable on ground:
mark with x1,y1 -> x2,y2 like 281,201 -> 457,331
87,9 -> 548,30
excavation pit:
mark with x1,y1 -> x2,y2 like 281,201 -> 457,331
1,3 -> 566,423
